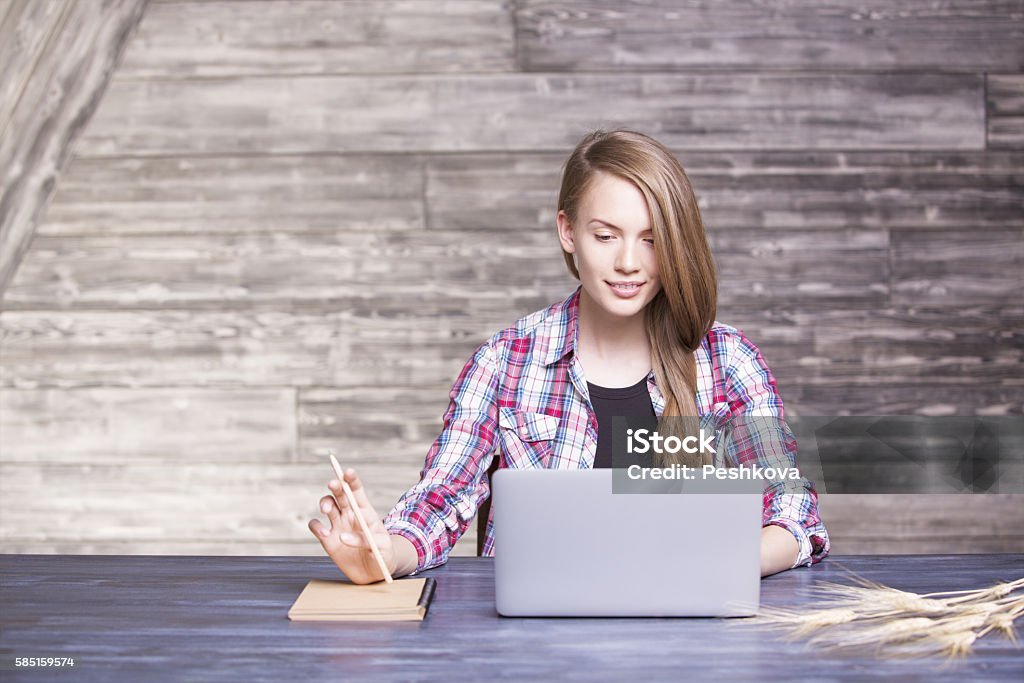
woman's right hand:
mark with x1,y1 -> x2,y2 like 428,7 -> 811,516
308,467 -> 396,585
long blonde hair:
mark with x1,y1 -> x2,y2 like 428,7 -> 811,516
558,130 -> 718,465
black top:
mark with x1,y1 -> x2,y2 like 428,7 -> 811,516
587,374 -> 657,468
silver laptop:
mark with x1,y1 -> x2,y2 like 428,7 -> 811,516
491,468 -> 762,617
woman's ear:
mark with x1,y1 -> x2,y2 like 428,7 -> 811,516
556,210 -> 575,254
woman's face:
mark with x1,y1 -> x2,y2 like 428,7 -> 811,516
557,171 -> 663,320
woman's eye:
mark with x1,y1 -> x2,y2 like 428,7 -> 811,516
594,234 -> 654,245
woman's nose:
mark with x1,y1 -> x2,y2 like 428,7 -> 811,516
615,242 -> 640,272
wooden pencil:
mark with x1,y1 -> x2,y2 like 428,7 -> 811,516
328,452 -> 394,584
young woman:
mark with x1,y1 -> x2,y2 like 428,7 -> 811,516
308,130 -> 831,584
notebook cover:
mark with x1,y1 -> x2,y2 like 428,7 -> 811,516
288,577 -> 437,621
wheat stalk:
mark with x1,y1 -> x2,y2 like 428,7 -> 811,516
736,569 -> 1024,660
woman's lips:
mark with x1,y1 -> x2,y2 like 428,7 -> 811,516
607,281 -> 644,298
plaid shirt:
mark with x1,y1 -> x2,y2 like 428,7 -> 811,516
383,285 -> 831,574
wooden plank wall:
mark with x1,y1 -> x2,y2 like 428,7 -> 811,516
0,0 -> 147,298
1,1 -> 1022,558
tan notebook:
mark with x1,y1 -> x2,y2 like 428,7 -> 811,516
287,577 -> 437,621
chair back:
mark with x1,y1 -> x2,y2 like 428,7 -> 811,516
475,455 -> 501,556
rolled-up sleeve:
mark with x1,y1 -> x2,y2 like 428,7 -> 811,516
382,340 -> 500,574
721,330 -> 831,568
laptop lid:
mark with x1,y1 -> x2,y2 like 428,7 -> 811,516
492,468 -> 762,617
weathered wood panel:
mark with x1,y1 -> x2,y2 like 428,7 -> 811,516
1,461 -> 1020,554
0,540 -> 323,554
728,305 -> 1024,388
3,0 -> 1018,558
3,229 -> 898,309
0,306 -> 523,389
686,151 -> 1024,230
2,304 -> 1020,394
0,461 -> 480,556
0,387 -> 296,463
43,151 -> 1021,239
711,228 -> 889,305
427,151 -> 1024,231
802,458 -> 1024,498
817,493 -> 1024,554
988,73 -> 1024,148
0,0 -> 66,131
891,227 -> 1023,305
298,385 -> 454,463
0,462 -> 413,541
0,539 -> 483,558
75,73 -> 985,156
0,538 -> 482,556
0,0 -> 146,300
830,538 -> 1024,554
517,1 -> 1024,72
1,231 -> 570,309
37,155 -> 425,235
427,153 -> 563,230
0,539 -> 484,556
117,0 -> 515,77
786,384 -> 1024,417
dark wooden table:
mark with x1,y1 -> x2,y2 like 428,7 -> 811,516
1,554 -> 1022,681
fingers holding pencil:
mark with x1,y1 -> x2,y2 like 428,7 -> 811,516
325,479 -> 359,535
328,455 -> 393,583
325,485 -> 372,547
307,462 -> 396,585
336,467 -> 374,509
329,472 -> 379,528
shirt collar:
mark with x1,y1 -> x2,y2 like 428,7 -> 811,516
542,284 -> 582,367
541,284 -> 660,385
